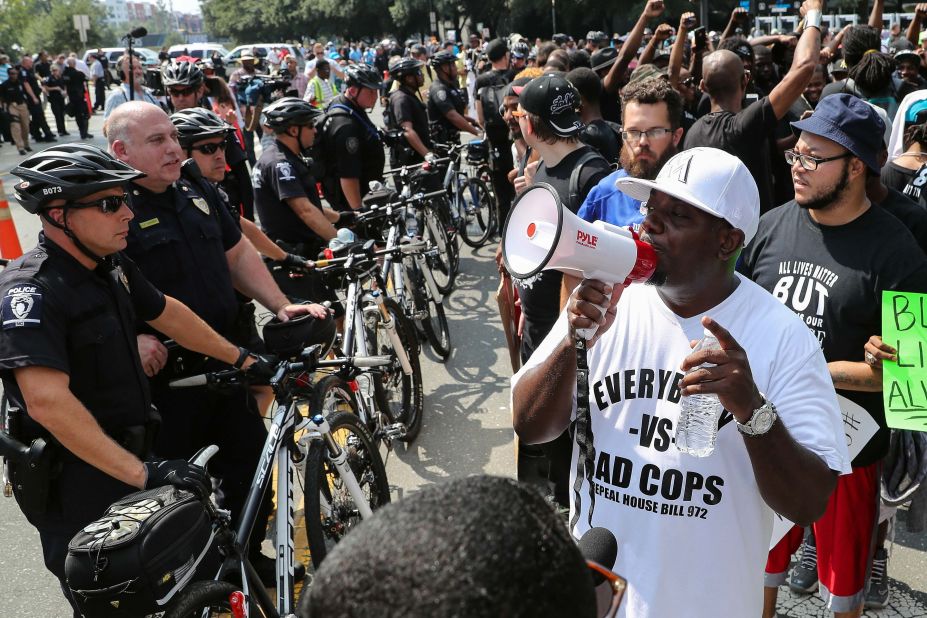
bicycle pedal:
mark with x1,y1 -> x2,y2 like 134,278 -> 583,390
383,423 -> 407,440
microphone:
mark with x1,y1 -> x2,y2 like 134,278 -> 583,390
129,26 -> 148,39
578,527 -> 618,585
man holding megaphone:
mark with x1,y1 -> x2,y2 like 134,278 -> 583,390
510,147 -> 850,617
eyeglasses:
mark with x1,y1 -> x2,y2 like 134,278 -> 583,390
168,86 -> 197,97
682,76 -> 697,87
65,193 -> 129,214
586,560 -> 627,618
620,127 -> 672,143
784,149 -> 853,171
189,138 -> 229,155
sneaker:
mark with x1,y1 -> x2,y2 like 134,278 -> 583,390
18,149 -> 27,155
25,145 -> 33,152
789,534 -> 819,593
249,553 -> 307,588
865,547 -> 890,609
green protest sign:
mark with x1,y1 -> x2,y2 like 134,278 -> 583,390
882,291 -> 927,432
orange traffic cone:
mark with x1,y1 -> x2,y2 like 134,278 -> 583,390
0,180 -> 23,260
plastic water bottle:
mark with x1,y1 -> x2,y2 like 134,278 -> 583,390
404,206 -> 419,237
676,329 -> 725,458
328,227 -> 356,251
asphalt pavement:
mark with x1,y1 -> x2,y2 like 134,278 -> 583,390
0,97 -> 924,617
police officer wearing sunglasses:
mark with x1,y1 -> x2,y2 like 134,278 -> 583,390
0,144 -> 266,615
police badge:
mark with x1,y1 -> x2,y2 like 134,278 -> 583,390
192,197 -> 210,215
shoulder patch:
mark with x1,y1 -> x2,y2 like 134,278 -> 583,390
2,285 -> 43,329
276,161 -> 296,181
436,89 -> 448,102
345,136 -> 360,154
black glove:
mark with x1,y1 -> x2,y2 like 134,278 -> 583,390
144,459 -> 211,496
336,210 -> 357,226
282,253 -> 311,271
242,353 -> 278,384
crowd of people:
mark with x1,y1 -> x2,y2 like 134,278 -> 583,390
2,0 -> 927,615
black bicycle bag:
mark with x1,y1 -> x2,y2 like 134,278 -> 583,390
65,485 -> 219,618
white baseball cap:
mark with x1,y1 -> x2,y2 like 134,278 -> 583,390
614,147 -> 760,245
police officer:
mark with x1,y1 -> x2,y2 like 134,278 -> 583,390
318,64 -> 386,211
428,50 -> 481,145
164,61 -> 257,223
474,39 -> 516,227
0,144 -> 257,614
387,57 -> 434,168
252,97 -> 348,304
106,101 -> 326,581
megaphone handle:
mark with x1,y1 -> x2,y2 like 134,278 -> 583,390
574,290 -> 612,341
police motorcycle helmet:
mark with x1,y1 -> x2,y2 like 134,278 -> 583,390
389,56 -> 424,79
430,49 -> 458,68
343,63 -> 383,90
261,96 -> 324,130
170,107 -> 234,148
11,144 -> 144,214
161,60 -> 205,88
263,312 -> 337,360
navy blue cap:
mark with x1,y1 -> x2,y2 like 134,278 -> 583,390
790,93 -> 884,173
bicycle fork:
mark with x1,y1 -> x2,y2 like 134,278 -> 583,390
368,290 -> 413,376
307,414 -> 374,520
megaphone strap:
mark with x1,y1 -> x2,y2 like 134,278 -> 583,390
570,338 -> 598,533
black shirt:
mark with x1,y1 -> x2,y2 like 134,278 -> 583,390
515,146 -> 612,360
428,78 -> 468,142
34,60 -> 50,79
124,180 -> 242,336
220,132 -> 255,221
739,201 -> 927,467
881,160 -> 927,210
389,86 -> 431,155
878,187 -> 927,256
684,96 -> 778,214
0,235 -> 164,437
18,66 -> 41,102
254,140 -> 326,252
43,75 -> 65,101
323,94 -> 385,210
580,119 -> 621,165
474,68 -> 510,144
62,66 -> 87,100
0,79 -> 28,105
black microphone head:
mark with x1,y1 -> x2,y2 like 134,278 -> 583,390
578,527 -> 618,585
129,27 -> 148,39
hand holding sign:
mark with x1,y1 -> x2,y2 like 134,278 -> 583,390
881,292 -> 927,432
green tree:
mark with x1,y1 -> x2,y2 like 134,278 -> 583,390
0,0 -> 41,51
22,0 -> 116,55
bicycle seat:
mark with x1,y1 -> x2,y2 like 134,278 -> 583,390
263,313 -> 336,359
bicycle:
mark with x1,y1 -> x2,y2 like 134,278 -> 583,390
165,342 -> 392,617
428,141 -> 496,249
352,192 -> 452,360
315,239 -> 425,442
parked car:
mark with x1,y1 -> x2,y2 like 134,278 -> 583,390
82,47 -> 159,83
168,43 -> 231,61
225,44 -> 305,70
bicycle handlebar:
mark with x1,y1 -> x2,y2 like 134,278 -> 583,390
168,354 -> 394,389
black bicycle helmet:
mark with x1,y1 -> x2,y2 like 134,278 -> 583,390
11,144 -> 144,214
343,63 -> 383,90
430,50 -> 457,67
161,61 -> 205,88
261,97 -> 323,130
170,108 -> 234,147
389,57 -> 424,78
512,41 -> 530,58
262,313 -> 336,359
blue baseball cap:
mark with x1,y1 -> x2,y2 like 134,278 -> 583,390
790,93 -> 884,173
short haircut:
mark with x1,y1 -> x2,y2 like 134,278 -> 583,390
303,476 -> 596,618
527,111 -> 576,144
536,42 -> 558,67
620,77 -> 683,130
567,67 -> 603,106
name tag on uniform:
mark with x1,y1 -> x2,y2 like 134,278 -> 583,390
139,218 -> 160,229
193,198 -> 210,215
1,286 -> 42,329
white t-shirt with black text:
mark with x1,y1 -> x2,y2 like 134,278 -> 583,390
513,275 -> 850,618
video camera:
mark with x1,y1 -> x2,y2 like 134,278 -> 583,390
236,72 -> 291,106
145,67 -> 165,96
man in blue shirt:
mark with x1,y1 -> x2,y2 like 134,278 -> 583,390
576,77 -> 683,230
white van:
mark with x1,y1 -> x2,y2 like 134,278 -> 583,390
81,47 -> 159,82
168,43 -> 231,61
225,44 -> 305,70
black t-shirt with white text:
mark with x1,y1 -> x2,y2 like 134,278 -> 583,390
881,160 -> 927,210
684,96 -> 778,214
739,201 -> 927,466
516,146 -> 612,361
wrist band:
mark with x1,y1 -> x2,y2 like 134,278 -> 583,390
805,10 -> 822,30
233,346 -> 250,369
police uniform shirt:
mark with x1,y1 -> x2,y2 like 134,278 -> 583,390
389,86 -> 431,150
428,78 -> 467,138
0,235 -> 164,435
124,180 -> 242,336
253,139 -> 326,249
220,132 -> 256,221
326,94 -> 385,207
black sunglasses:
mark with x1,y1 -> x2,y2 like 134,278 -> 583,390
189,138 -> 229,155
65,193 -> 129,214
169,86 -> 197,97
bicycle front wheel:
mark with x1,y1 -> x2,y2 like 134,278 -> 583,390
423,203 -> 457,295
304,409 -> 390,570
409,261 -> 452,360
459,176 -> 495,248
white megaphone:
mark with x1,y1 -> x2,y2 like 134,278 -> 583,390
502,183 -> 658,339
